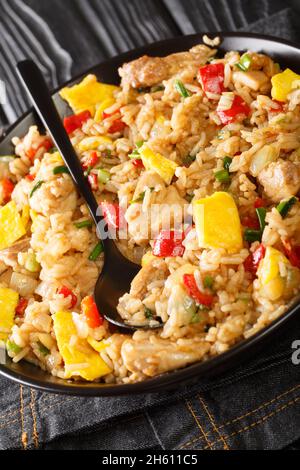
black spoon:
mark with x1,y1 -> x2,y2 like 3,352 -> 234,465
17,60 -> 162,331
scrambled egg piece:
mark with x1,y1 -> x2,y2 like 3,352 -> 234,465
271,68 -> 300,102
94,98 -> 116,122
21,205 -> 30,228
53,311 -> 112,381
193,192 -> 243,253
0,201 -> 27,250
59,75 -> 120,117
258,246 -> 290,300
140,145 -> 178,185
77,136 -> 112,152
0,288 -> 19,341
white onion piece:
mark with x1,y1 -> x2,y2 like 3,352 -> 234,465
72,312 -> 89,339
217,92 -> 234,111
10,272 -> 38,297
249,144 -> 278,177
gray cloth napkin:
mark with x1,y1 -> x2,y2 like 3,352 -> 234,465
0,1 -> 300,450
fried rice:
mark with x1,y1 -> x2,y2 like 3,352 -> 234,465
0,38 -> 300,384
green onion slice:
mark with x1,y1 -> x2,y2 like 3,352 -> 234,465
235,53 -> 252,71
223,156 -> 232,171
88,241 -> 104,261
203,275 -> 214,289
144,307 -> 153,320
37,342 -> 50,356
53,165 -> 70,175
276,197 -> 297,218
174,79 -> 191,98
30,180 -> 44,198
98,169 -> 110,184
244,229 -> 262,243
74,220 -> 93,229
6,340 -> 22,355
256,207 -> 267,232
214,169 -> 230,183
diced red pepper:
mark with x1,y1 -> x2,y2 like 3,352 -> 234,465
244,244 -> 266,274
88,173 -> 98,191
217,94 -> 250,125
254,198 -> 266,209
103,109 -> 126,134
57,286 -> 77,309
82,151 -> 99,170
15,298 -> 28,317
281,238 -> 300,268
198,63 -> 225,95
81,295 -> 104,328
270,100 -> 285,114
0,178 -> 15,204
26,138 -> 53,161
131,158 -> 144,169
63,110 -> 91,134
153,230 -> 185,258
183,273 -> 214,307
100,202 -> 125,230
25,174 -> 36,182
241,215 -> 260,230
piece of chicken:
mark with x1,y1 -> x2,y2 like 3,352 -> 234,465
121,333 -> 210,378
119,44 -> 215,89
257,159 -> 300,203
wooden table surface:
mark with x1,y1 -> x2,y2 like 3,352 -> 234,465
0,0 -> 297,130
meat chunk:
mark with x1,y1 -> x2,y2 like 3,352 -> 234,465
119,44 -> 215,89
258,159 -> 300,203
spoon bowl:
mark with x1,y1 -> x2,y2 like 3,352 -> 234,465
17,59 -> 162,331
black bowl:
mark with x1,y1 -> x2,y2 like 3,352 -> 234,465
1,32 -> 300,396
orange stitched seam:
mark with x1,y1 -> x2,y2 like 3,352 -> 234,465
178,383 -> 300,449
181,394 -> 300,450
185,399 -> 213,450
0,394 -> 61,425
203,395 -> 300,450
30,389 -> 39,449
19,385 -> 27,450
198,395 -> 230,450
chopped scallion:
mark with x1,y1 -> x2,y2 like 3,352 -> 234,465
223,156 -> 232,171
74,220 -> 93,229
182,154 -> 196,167
6,340 -> 22,355
53,165 -> 70,175
256,207 -> 267,232
30,180 -> 44,198
88,241 -> 104,261
144,307 -> 154,320
174,79 -> 191,98
214,169 -> 230,183
235,53 -> 252,71
276,197 -> 297,218
98,168 -> 110,184
203,275 -> 214,289
37,341 -> 50,356
130,191 -> 145,204
244,229 -> 262,243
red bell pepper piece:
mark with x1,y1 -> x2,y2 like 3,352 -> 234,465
57,286 -> 78,309
241,215 -> 260,230
198,63 -> 225,94
281,238 -> 300,268
82,151 -> 99,170
103,109 -> 126,134
88,173 -> 98,191
254,198 -> 266,209
63,110 -> 91,134
100,202 -> 125,230
244,244 -> 266,274
183,273 -> 214,307
15,298 -> 28,317
131,158 -> 144,169
153,230 -> 185,258
26,138 -> 53,161
217,94 -> 250,125
81,295 -> 104,328
270,100 -> 285,113
25,174 -> 36,182
0,178 -> 15,204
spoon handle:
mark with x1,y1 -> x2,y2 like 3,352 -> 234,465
17,60 -> 101,228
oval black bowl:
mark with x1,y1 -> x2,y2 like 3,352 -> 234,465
1,32 -> 300,396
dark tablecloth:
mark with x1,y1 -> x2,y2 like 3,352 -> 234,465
0,0 -> 299,450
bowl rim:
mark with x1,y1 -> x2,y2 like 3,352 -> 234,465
1,31 -> 300,396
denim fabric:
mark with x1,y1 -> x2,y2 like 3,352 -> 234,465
1,3 -> 300,451
1,325 -> 299,450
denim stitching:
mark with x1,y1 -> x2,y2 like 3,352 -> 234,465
198,395 -> 230,450
185,399 -> 214,450
30,389 -> 39,449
